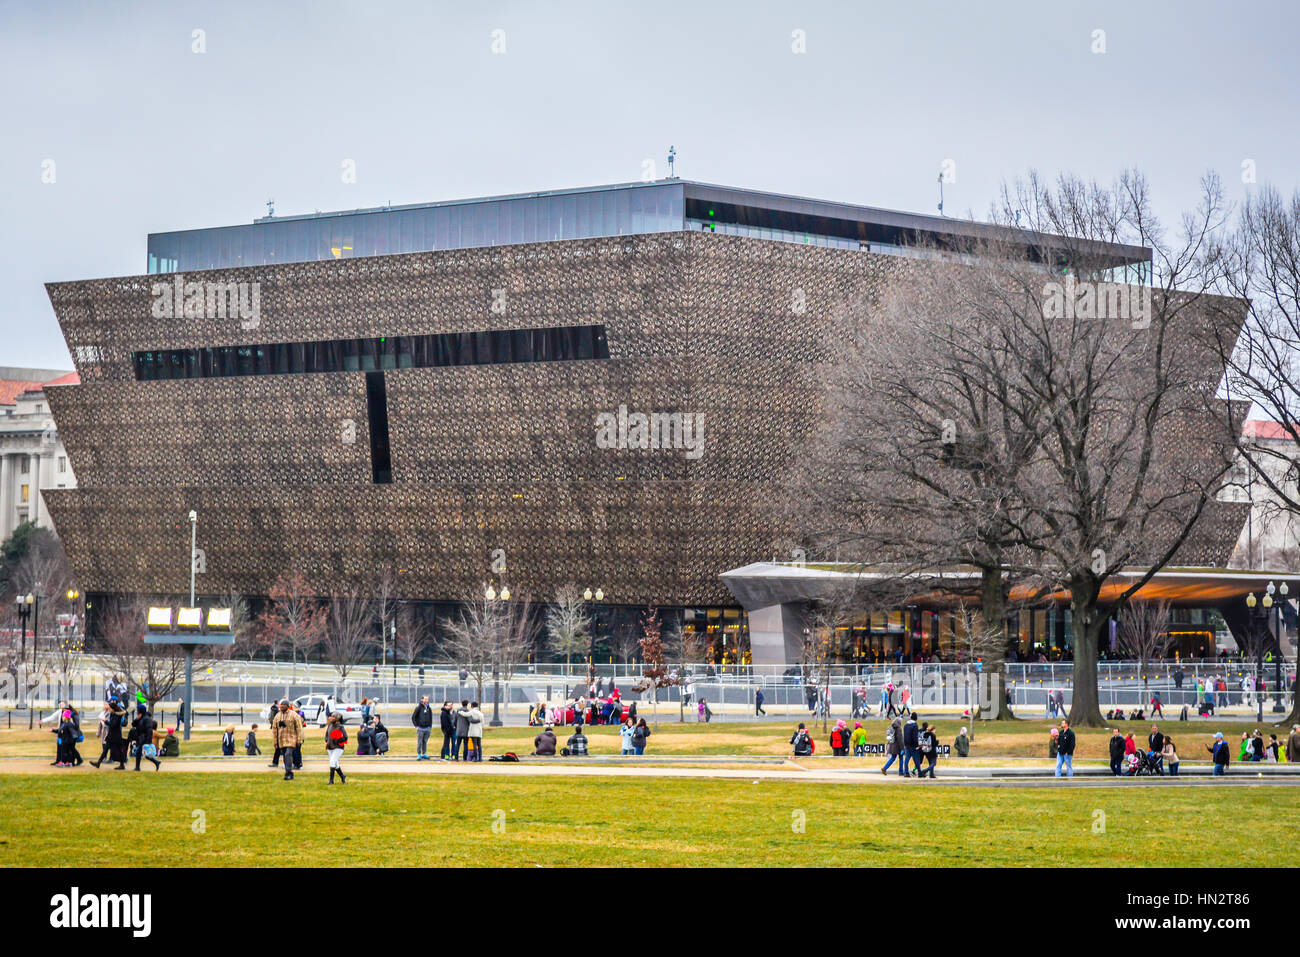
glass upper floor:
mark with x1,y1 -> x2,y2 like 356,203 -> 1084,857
146,179 -> 1152,277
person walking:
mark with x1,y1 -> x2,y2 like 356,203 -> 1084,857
881,716 -> 903,774
755,688 -> 766,717
1108,728 -> 1126,776
1207,731 -> 1230,776
1054,719 -> 1075,778
244,724 -> 262,756
916,721 -> 939,778
128,703 -> 161,771
454,699 -> 471,761
439,701 -> 456,760
90,699 -> 126,768
411,695 -> 434,760
1162,737 -> 1180,775
1150,691 -> 1164,718
1287,725 -> 1300,763
221,725 -> 237,756
325,713 -> 348,784
902,712 -> 921,778
274,699 -> 304,780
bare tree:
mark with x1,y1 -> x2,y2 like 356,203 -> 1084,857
1201,185 -> 1300,726
324,586 -> 374,689
1117,599 -> 1173,695
802,588 -> 859,731
393,603 -> 432,669
258,569 -> 327,682
440,590 -> 536,713
545,584 -> 591,676
92,595 -> 189,713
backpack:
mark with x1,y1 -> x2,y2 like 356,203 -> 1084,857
830,729 -> 844,749
886,725 -> 897,746
794,730 -> 811,754
489,752 -> 519,762
920,733 -> 934,754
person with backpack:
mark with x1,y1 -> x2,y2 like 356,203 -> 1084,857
790,722 -> 813,757
1207,731 -> 1230,775
1054,719 -> 1076,778
221,725 -> 236,756
325,713 -> 348,784
830,719 -> 850,756
245,724 -> 262,756
128,702 -> 161,772
411,695 -> 434,761
881,716 -> 903,774
902,712 -> 921,777
916,721 -> 939,778
633,718 -> 651,754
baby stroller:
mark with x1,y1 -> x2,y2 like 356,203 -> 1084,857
1130,749 -> 1163,776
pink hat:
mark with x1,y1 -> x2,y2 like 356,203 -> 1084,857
61,709 -> 71,719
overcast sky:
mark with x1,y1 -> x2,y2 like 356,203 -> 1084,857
3,0 -> 1297,370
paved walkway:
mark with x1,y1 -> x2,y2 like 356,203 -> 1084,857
5,756 -> 1299,787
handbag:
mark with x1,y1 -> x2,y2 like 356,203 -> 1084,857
142,743 -> 157,758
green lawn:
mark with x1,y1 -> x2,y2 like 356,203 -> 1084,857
1,772 -> 1295,867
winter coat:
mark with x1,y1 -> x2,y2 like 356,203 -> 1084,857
454,708 -> 470,736
1109,735 -> 1126,762
464,707 -> 484,738
954,733 -> 969,757
273,709 -> 304,749
1056,728 -> 1076,756
533,730 -> 557,755
1288,731 -> 1300,763
440,706 -> 455,735
902,719 -> 919,750
886,719 -> 903,755
411,703 -> 433,729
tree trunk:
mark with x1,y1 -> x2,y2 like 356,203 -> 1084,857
1066,586 -> 1107,727
980,566 -> 1016,720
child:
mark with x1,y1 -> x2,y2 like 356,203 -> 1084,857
221,725 -> 236,756
850,721 -> 868,756
244,724 -> 262,756
325,713 -> 348,784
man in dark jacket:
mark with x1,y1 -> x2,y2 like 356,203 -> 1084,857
1108,728 -> 1126,775
439,701 -> 456,760
1054,720 -> 1076,777
411,695 -> 434,760
533,726 -> 557,755
1207,731 -> 1230,775
453,699 -> 471,761
1148,725 -> 1165,757
128,703 -> 161,771
790,723 -> 813,756
902,713 -> 921,778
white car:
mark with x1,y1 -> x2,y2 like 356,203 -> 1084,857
292,694 -> 365,727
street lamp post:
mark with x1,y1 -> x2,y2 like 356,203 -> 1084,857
1270,581 -> 1289,713
486,582 -> 510,727
1246,588 -> 1273,724
583,587 -> 604,689
15,593 -> 34,709
184,510 -> 198,739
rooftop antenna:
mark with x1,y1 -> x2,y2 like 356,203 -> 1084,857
936,172 -> 944,216
668,145 -> 676,179
266,198 -> 275,218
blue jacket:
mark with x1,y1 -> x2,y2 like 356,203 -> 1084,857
903,719 -> 919,749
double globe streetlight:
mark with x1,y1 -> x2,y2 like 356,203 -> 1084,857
1245,579 -> 1290,722
484,582 -> 511,727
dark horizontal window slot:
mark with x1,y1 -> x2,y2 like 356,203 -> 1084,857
132,324 -> 610,380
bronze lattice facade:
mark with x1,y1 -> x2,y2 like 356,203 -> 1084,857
45,229 -> 904,607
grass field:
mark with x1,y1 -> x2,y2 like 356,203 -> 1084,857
1,771 -> 1296,867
